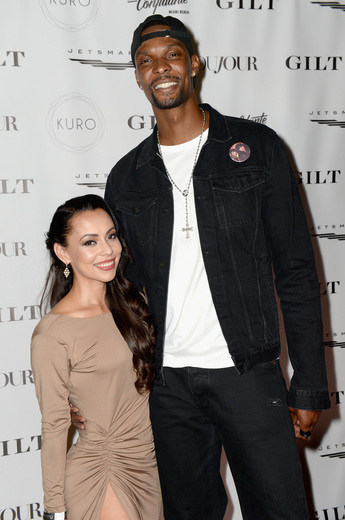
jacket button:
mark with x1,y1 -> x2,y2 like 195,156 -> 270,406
162,207 -> 169,214
133,206 -> 140,214
159,262 -> 165,269
158,316 -> 163,324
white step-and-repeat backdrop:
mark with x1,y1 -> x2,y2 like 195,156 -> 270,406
1,1 -> 344,519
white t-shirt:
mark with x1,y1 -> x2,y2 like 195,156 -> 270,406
160,130 -> 234,369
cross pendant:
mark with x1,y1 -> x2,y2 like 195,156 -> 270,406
182,226 -> 193,239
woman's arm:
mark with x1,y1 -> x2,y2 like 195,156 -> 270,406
31,333 -> 71,514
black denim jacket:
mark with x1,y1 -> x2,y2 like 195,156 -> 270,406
105,104 -> 330,411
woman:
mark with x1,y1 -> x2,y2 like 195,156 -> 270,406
31,194 -> 161,520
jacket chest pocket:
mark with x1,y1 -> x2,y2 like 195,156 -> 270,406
115,194 -> 158,245
211,169 -> 265,228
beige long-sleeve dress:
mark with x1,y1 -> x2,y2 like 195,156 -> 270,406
31,311 -> 161,520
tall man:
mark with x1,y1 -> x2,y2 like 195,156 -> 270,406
104,15 -> 329,520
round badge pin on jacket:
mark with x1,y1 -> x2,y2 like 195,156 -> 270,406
229,142 -> 251,163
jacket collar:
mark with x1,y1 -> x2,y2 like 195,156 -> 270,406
136,103 -> 232,169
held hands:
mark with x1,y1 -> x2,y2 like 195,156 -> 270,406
288,407 -> 322,441
69,401 -> 86,430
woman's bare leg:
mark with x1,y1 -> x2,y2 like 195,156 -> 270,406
99,484 -> 130,520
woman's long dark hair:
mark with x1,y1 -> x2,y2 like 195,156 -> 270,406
41,194 -> 155,393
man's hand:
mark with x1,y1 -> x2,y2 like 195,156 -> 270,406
288,407 -> 321,441
69,402 -> 86,430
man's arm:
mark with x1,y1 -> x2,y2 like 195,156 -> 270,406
69,402 -> 86,430
262,132 -> 330,412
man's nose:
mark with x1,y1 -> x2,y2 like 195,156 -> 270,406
153,57 -> 171,74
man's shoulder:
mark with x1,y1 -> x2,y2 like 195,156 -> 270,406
206,104 -> 278,143
105,133 -> 154,199
111,133 -> 153,172
223,112 -> 277,140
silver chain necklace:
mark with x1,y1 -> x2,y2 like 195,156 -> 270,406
157,108 -> 206,239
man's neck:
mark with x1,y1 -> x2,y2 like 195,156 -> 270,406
154,99 -> 209,146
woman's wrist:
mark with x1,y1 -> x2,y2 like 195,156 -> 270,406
43,512 -> 66,520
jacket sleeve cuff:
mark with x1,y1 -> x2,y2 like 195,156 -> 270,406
287,386 -> 331,410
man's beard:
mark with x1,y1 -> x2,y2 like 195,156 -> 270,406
150,82 -> 190,110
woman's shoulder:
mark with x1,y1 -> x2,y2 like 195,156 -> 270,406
32,311 -> 82,336
30,314 -> 70,364
33,312 -> 63,334
32,309 -> 113,339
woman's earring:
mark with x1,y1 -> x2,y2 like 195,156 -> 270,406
63,264 -> 70,278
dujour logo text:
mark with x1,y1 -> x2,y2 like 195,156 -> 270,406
0,116 -> 18,132
200,56 -> 258,74
0,503 -> 42,520
0,370 -> 34,389
0,242 -> 27,257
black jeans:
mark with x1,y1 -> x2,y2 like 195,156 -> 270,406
149,363 -> 309,520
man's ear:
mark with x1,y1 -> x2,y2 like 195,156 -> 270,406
53,242 -> 70,265
190,54 -> 200,77
135,70 -> 142,89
